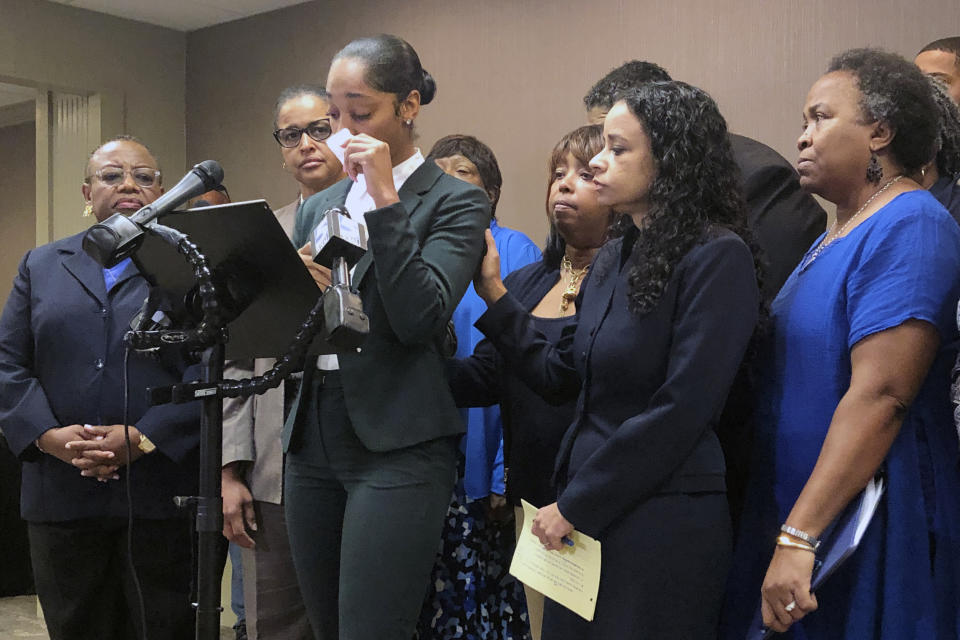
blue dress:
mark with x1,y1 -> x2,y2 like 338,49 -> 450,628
723,190 -> 960,639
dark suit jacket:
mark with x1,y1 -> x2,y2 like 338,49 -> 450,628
730,133 -> 826,299
448,259 -> 577,507
0,232 -> 199,522
284,161 -> 490,452
477,226 -> 759,537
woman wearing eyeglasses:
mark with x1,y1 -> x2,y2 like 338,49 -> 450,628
220,84 -> 345,640
269,85 -> 346,236
0,135 -> 200,639
285,34 -> 489,639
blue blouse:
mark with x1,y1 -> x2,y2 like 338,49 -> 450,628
724,190 -> 960,639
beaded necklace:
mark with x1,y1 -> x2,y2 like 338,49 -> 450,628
803,175 -> 903,268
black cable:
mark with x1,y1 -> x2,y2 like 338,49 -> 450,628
122,347 -> 149,640
218,294 -> 326,398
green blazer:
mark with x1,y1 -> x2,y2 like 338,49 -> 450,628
283,161 -> 490,452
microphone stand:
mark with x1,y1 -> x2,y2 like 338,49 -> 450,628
125,221 -> 329,640
122,225 -> 227,640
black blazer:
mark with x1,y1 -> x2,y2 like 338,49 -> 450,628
448,259 -> 577,507
284,161 -> 490,452
477,226 -> 759,537
0,232 -> 199,521
731,133 -> 826,298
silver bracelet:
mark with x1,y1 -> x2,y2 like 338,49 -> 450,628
781,524 -> 820,549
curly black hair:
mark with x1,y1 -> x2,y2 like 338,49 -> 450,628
827,48 -> 939,174
615,81 -> 762,315
928,76 -> 960,177
427,134 -> 502,217
583,60 -> 672,111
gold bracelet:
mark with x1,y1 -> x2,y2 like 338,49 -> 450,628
776,534 -> 816,554
777,535 -> 815,552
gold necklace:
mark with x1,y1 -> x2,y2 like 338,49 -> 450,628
804,175 -> 904,267
559,255 -> 590,315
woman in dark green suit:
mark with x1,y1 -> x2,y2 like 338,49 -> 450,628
284,34 -> 490,640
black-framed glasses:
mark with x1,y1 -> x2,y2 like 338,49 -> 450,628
88,167 -> 162,188
273,120 -> 333,148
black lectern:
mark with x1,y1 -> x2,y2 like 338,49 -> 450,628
120,200 -> 333,640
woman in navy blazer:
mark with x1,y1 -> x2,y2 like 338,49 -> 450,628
473,82 -> 761,638
0,136 -> 200,639
446,124 -> 613,639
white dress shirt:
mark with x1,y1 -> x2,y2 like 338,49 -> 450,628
318,149 -> 425,370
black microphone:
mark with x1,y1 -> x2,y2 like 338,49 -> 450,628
82,160 -> 224,267
311,206 -> 369,349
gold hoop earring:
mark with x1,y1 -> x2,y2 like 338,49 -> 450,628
82,204 -> 93,217
282,161 -> 287,169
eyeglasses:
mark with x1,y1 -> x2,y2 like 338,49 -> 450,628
273,120 -> 333,148
89,167 -> 162,188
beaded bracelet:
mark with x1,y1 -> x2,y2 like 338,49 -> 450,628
776,534 -> 816,554
781,524 -> 820,549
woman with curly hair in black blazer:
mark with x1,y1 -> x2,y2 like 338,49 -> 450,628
472,81 -> 761,638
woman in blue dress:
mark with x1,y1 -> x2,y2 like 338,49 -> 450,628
722,49 -> 960,639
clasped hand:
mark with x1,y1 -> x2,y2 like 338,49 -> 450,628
38,424 -> 146,482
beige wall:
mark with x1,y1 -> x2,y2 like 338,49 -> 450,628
185,0 -> 960,243
0,121 -> 37,310
0,0 -> 186,239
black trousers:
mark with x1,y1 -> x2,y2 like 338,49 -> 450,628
29,516 -> 194,640
0,433 -> 33,595
284,373 -> 456,640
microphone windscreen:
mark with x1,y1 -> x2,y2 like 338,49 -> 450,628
194,160 -> 224,190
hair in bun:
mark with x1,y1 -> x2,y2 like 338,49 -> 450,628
335,34 -> 436,106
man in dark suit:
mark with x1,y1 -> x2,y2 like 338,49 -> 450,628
584,60 -> 826,299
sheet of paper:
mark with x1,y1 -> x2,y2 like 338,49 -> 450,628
509,499 -> 601,622
325,127 -> 352,165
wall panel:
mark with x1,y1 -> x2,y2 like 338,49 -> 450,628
184,0 -> 960,242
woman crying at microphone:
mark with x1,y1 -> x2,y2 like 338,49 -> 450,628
286,34 -> 490,640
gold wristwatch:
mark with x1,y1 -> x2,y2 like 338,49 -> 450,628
137,432 -> 157,454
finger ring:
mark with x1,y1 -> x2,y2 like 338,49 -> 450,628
784,601 -> 797,613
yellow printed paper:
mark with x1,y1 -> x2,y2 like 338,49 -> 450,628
509,499 -> 601,621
